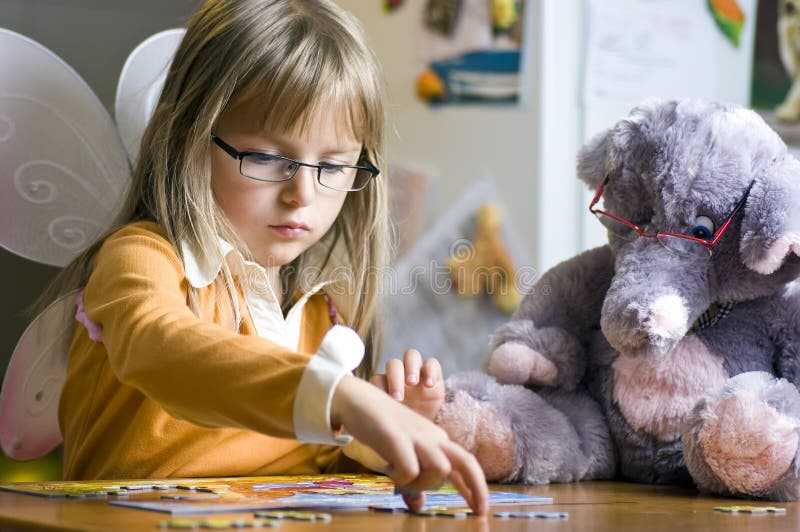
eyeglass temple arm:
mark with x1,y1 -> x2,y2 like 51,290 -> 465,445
708,179 -> 756,246
210,133 -> 241,159
588,176 -> 610,213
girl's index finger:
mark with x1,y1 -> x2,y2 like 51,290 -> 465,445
444,443 -> 489,516
399,488 -> 426,513
385,358 -> 405,400
403,349 -> 422,385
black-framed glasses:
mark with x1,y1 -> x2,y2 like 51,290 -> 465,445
211,133 -> 379,192
588,177 -> 755,257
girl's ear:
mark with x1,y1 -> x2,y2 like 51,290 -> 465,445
576,98 -> 667,190
740,156 -> 800,274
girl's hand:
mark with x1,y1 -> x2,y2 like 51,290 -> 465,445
331,375 -> 488,515
370,349 -> 444,421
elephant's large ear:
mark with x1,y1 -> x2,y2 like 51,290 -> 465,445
576,126 -> 616,190
577,98 -> 668,190
740,155 -> 800,274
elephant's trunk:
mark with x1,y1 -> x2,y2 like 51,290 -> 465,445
600,239 -> 711,359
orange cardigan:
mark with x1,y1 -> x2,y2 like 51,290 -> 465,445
59,222 -> 361,479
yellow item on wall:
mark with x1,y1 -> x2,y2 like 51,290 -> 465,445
447,204 -> 522,314
416,68 -> 447,101
491,0 -> 519,32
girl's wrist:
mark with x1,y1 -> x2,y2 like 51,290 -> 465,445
330,374 -> 359,430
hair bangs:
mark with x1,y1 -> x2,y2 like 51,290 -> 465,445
233,26 -> 376,149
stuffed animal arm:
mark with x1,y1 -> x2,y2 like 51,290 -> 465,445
487,245 -> 613,391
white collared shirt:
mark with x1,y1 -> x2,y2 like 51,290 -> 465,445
181,238 -> 363,445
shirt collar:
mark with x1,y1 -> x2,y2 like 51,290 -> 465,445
181,237 -> 234,289
180,237 -> 334,297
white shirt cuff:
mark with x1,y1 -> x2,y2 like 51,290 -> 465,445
292,325 -> 365,445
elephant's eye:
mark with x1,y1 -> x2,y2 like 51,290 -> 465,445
690,215 -> 715,240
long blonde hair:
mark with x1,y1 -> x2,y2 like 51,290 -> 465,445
42,0 -> 390,377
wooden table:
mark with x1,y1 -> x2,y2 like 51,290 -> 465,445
0,481 -> 796,531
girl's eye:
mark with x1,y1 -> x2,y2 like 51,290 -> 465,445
690,215 -> 715,240
319,163 -> 347,175
248,153 -> 281,165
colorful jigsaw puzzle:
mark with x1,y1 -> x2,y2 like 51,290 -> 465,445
0,475 -> 550,515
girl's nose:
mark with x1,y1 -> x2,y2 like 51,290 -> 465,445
279,166 -> 317,206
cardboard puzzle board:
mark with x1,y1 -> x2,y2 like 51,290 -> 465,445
0,474 -> 550,515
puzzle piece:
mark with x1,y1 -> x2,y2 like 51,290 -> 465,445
161,494 -> 221,501
158,519 -> 200,529
59,490 -> 108,499
105,482 -> 177,492
123,484 -> 155,490
369,504 -> 408,513
200,519 -> 279,529
238,521 -> 279,529
177,485 -> 229,493
159,518 -> 279,529
494,511 -> 569,519
254,510 -> 332,522
414,506 -> 473,518
713,506 -> 787,514
199,520 -> 233,530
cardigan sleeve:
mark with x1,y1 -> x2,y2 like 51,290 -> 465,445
82,223 -> 356,441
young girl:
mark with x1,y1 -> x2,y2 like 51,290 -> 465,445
51,0 -> 487,515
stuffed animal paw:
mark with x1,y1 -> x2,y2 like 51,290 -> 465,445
683,372 -> 800,501
436,372 -> 615,484
487,319 -> 586,391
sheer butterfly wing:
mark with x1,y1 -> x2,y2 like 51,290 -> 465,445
115,28 -> 185,163
0,28 -> 130,267
0,291 -> 78,460
0,28 -> 129,460
0,28 -> 181,460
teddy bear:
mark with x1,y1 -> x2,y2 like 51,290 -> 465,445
447,204 -> 523,314
435,99 -> 800,501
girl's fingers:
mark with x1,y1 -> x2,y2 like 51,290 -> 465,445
420,357 -> 442,388
444,442 -> 488,515
369,374 -> 388,393
402,491 -> 426,513
394,440 -> 487,516
402,443 -> 452,492
385,358 -> 405,400
445,468 -> 474,513
383,436 -> 420,486
403,349 -> 422,385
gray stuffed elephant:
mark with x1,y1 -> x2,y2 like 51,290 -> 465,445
435,99 -> 800,501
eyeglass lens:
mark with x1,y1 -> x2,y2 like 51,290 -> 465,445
594,212 -> 710,257
593,212 -> 639,241
241,154 -> 371,191
655,234 -> 712,257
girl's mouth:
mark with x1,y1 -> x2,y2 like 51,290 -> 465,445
269,223 -> 309,238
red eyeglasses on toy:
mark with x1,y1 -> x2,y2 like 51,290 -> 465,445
589,177 -> 755,257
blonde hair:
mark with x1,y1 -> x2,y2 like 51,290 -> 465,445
41,0 -> 390,377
